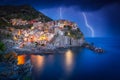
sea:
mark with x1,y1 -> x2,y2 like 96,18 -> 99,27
20,38 -> 120,80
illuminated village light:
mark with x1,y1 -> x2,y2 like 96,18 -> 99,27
68,32 -> 70,36
17,55 -> 26,65
11,19 -> 83,49
31,26 -> 34,30
18,30 -> 21,36
13,36 -> 18,41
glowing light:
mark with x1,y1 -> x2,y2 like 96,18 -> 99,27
17,55 -> 26,65
82,12 -> 95,37
17,30 -> 21,36
39,34 -> 48,41
68,32 -> 70,36
59,7 -> 62,19
13,36 -> 18,41
31,26 -> 34,30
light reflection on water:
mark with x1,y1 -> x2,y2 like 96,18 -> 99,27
17,49 -> 75,74
65,49 -> 74,74
30,55 -> 45,71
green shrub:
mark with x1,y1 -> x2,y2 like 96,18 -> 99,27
0,41 -> 6,52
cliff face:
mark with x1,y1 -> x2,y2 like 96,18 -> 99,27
52,35 -> 84,47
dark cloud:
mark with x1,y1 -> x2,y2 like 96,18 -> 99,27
103,4 -> 120,37
0,0 -> 120,11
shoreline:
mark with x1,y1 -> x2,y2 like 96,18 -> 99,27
5,46 -> 82,55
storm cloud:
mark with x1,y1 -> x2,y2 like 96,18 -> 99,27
1,0 -> 120,11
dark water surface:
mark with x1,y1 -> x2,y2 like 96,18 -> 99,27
20,38 -> 120,80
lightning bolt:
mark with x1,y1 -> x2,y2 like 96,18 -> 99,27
59,7 -> 62,19
82,12 -> 95,37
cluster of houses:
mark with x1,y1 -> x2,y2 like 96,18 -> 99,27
10,19 -> 29,26
11,19 -> 84,49
10,18 -> 40,26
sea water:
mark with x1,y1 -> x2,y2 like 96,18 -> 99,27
21,38 -> 120,80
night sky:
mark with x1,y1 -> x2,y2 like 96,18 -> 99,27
1,0 -> 120,37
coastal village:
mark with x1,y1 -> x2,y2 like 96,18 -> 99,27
10,19 -> 84,50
